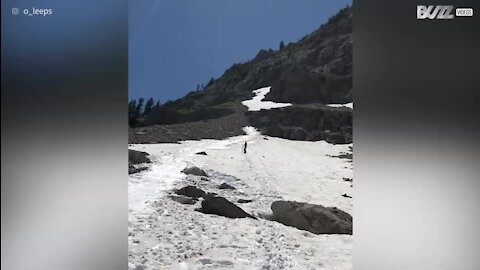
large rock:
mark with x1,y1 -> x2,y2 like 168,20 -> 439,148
182,166 -> 208,177
129,149 -> 151,164
128,164 -> 148,175
175,185 -> 206,199
200,196 -> 256,219
271,201 -> 352,234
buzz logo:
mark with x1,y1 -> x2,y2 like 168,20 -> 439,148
417,5 -> 454,19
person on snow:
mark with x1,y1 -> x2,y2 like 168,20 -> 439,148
243,141 -> 247,154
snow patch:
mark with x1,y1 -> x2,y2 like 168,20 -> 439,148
326,102 -> 353,109
242,126 -> 260,136
242,86 -> 292,111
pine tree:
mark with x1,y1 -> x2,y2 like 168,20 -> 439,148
128,100 -> 137,118
279,40 -> 285,50
128,100 -> 138,126
143,97 -> 154,115
206,77 -> 215,87
135,98 -> 144,118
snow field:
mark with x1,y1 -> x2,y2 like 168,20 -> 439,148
129,127 -> 352,269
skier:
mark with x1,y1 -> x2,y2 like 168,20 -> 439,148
243,141 -> 247,154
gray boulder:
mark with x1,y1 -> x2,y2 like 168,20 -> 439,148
128,164 -> 148,175
271,201 -> 352,234
200,196 -> 256,219
128,149 -> 151,164
182,166 -> 207,177
218,183 -> 236,190
175,185 -> 206,199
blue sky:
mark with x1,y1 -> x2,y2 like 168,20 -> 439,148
129,0 -> 351,102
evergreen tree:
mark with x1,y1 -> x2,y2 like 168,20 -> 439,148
143,97 -> 155,115
206,77 -> 215,87
135,98 -> 144,118
154,101 -> 161,109
279,40 -> 285,50
128,100 -> 138,126
128,100 -> 137,119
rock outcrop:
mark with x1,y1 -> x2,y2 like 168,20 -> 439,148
247,105 -> 352,143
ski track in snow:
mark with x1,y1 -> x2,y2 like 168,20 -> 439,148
241,87 -> 292,111
129,127 -> 352,270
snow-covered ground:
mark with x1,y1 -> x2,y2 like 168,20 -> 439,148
241,87 -> 292,111
129,127 -> 353,270
326,103 -> 353,109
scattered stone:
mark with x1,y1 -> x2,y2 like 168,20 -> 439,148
218,260 -> 233,266
199,258 -> 213,265
238,199 -> 253,203
175,185 -> 206,199
341,193 -> 352,198
182,166 -> 207,177
271,200 -> 352,234
200,177 -> 209,181
199,196 -> 256,219
195,151 -> 208,155
218,183 -> 236,190
169,195 -> 197,205
329,153 -> 353,160
343,177 -> 353,182
129,149 -> 151,164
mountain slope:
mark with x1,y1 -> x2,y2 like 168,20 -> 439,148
130,6 -> 352,144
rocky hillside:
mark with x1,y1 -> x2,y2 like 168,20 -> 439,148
130,6 -> 352,144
